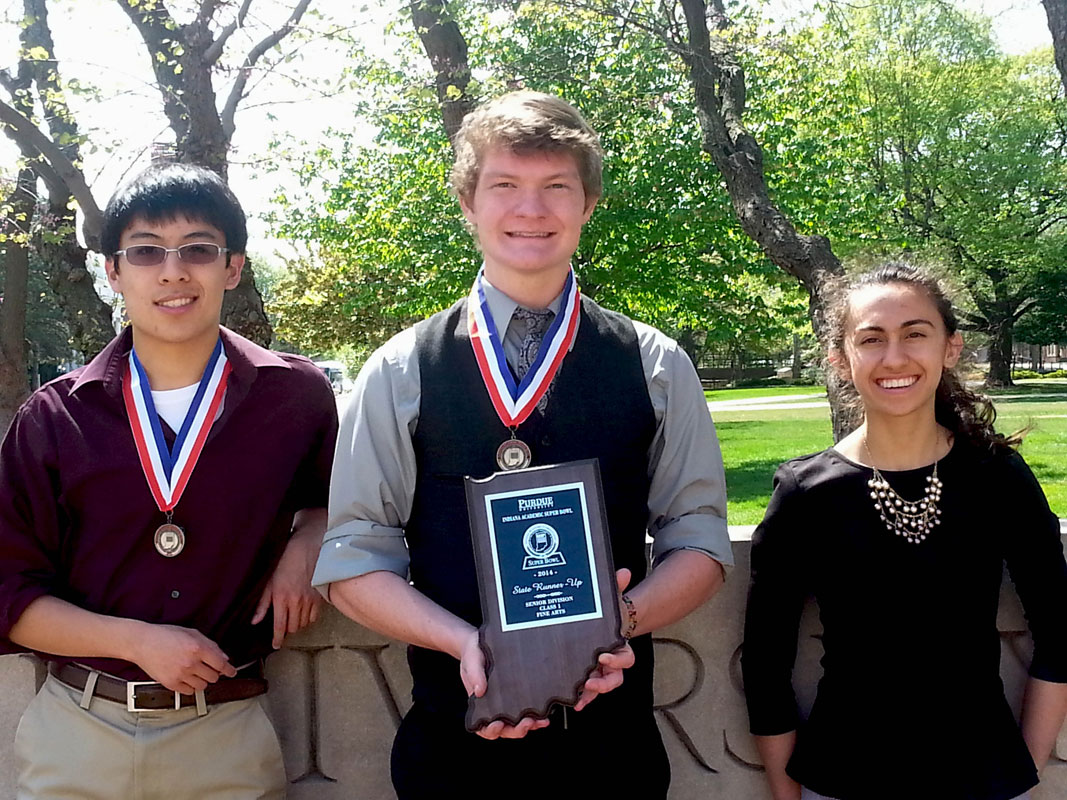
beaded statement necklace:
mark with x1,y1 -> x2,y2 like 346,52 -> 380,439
863,438 -> 943,544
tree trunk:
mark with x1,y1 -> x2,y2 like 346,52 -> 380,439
1043,0 -> 1067,95
985,321 -> 1015,388
27,341 -> 39,391
16,0 -> 115,360
0,168 -> 36,434
675,327 -> 703,367
676,0 -> 855,439
0,42 -> 36,432
38,227 -> 115,360
410,0 -> 476,143
221,260 -> 272,346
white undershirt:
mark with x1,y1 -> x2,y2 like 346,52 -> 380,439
151,383 -> 198,433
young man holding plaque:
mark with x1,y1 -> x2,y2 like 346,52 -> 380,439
0,163 -> 337,798
315,91 -> 733,797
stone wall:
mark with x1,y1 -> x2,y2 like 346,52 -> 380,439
1,536 -> 1065,798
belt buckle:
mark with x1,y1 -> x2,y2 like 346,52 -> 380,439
126,681 -> 180,712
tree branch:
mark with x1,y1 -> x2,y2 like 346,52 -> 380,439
1011,298 -> 1039,322
220,0 -> 312,139
198,0 -> 221,24
117,0 -> 190,144
205,0 -> 255,65
0,96 -> 102,249
197,0 -> 219,23
20,0 -> 88,208
956,308 -> 989,330
558,0 -> 687,59
0,71 -> 19,99
677,0 -> 841,290
1032,213 -> 1067,237
0,109 -> 67,202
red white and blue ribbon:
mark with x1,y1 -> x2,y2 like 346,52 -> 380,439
122,338 -> 231,512
467,269 -> 580,429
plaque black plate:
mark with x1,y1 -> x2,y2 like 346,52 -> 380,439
464,459 -> 623,731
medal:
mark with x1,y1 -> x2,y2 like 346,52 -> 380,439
123,338 -> 230,557
468,269 -> 580,471
153,522 -> 186,557
496,438 -> 532,471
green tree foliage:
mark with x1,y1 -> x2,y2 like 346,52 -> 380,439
266,83 -> 472,353
752,0 -> 1067,385
480,4 -> 803,353
268,1 -> 807,363
1015,267 -> 1067,347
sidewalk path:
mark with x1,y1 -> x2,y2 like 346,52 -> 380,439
987,393 -> 1067,402
707,390 -> 1067,413
708,393 -> 828,412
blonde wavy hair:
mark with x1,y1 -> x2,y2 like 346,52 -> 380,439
451,91 -> 603,203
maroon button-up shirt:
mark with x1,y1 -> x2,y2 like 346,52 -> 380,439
0,326 -> 337,679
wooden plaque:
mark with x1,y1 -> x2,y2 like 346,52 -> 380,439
463,458 -> 623,731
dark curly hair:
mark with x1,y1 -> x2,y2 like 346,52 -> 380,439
821,262 -> 1021,453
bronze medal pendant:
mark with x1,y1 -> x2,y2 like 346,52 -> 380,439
496,438 -> 532,471
153,522 -> 186,557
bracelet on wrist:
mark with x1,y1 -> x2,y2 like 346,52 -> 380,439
621,593 -> 638,640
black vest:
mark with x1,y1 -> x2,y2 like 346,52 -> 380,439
407,295 -> 657,715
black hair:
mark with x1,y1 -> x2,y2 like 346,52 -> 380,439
822,261 -> 1021,454
100,163 -> 247,258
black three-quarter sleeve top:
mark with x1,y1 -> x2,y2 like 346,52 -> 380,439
742,439 -> 1067,800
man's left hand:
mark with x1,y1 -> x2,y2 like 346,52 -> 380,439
574,643 -> 635,711
253,512 -> 326,648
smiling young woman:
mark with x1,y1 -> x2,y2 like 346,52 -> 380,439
741,263 -> 1067,800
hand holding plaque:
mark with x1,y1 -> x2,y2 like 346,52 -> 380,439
573,569 -> 634,711
463,459 -> 625,731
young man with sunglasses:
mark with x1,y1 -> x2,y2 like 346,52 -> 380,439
314,92 -> 732,797
0,163 -> 337,798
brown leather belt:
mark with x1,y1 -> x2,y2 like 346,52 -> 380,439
49,662 -> 268,712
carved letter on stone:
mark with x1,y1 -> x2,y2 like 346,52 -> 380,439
653,638 -> 719,773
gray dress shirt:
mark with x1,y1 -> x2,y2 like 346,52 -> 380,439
313,278 -> 732,589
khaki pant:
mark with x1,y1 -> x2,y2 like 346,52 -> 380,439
15,674 -> 287,800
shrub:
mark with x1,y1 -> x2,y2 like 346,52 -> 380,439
799,365 -> 825,386
1011,369 -> 1042,380
734,377 -> 787,388
1043,369 -> 1067,379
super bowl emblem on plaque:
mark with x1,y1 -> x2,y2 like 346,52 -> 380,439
522,523 -> 567,570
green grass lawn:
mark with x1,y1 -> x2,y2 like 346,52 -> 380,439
993,396 -> 1066,518
711,389 -> 1066,525
703,385 -> 825,402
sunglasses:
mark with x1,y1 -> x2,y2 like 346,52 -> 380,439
114,243 -> 229,267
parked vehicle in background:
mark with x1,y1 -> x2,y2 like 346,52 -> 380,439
314,360 -> 346,394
